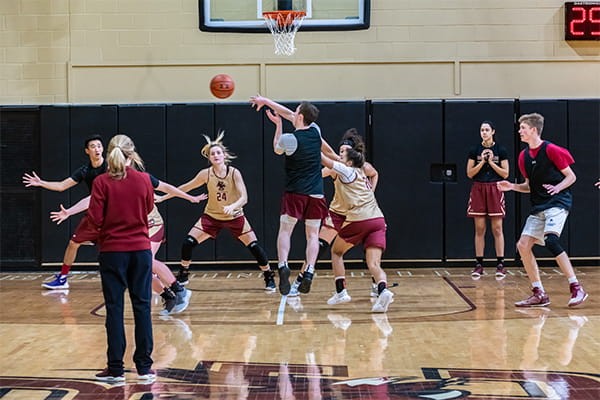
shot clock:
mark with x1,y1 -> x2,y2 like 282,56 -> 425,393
565,2 -> 600,40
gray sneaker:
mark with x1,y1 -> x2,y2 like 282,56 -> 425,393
172,288 -> 192,314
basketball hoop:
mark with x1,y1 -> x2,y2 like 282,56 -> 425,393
263,10 -> 306,56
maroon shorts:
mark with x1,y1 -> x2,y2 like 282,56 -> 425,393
71,214 -> 100,244
467,181 -> 506,218
323,211 -> 346,232
149,224 -> 165,243
281,192 -> 328,221
197,214 -> 253,239
338,217 -> 387,250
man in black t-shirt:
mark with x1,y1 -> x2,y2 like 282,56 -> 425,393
23,135 -> 106,290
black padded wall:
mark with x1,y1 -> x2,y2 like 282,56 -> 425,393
567,99 -> 600,257
444,100 -> 516,261
165,104 -> 215,263
213,103 -> 265,262
69,106 -> 118,263
371,101 -> 444,260
1,107 -> 40,267
39,106 -> 70,263
518,100 -> 569,258
119,105 -> 167,259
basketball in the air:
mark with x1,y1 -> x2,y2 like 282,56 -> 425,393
209,74 -> 235,99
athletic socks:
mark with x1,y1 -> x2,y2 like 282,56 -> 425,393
335,277 -> 346,293
60,264 -> 71,276
377,281 -> 387,295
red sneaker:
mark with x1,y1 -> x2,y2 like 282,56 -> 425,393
568,283 -> 588,307
515,287 -> 550,307
471,264 -> 484,280
495,263 -> 507,280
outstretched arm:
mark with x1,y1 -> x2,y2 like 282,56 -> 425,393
23,171 -> 78,192
50,196 -> 91,225
155,180 -> 207,203
265,109 -> 285,155
250,95 -> 295,122
497,178 -> 530,193
155,169 -> 209,203
320,138 -> 339,161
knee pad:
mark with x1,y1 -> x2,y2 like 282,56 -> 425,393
247,241 -> 269,266
544,233 -> 564,257
181,235 -> 198,261
318,238 -> 330,259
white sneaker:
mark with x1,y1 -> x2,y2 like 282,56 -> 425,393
327,289 -> 351,305
288,281 -> 300,297
371,289 -> 394,313
172,288 -> 191,314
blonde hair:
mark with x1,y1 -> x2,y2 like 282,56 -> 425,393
106,134 -> 145,179
519,113 -> 544,135
200,130 -> 236,164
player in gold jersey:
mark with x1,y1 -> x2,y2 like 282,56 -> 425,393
320,139 -> 393,313
159,132 -> 275,291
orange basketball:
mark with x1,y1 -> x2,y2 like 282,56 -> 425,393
209,74 -> 235,99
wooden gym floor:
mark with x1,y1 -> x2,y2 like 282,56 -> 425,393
0,266 -> 598,399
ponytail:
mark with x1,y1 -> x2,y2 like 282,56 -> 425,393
106,134 -> 144,179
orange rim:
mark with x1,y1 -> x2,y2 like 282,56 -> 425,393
263,10 -> 306,27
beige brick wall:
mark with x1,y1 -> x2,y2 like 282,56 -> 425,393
2,0 -> 599,104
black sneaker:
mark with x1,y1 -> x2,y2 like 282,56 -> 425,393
298,270 -> 314,294
159,288 -> 176,316
176,267 -> 190,285
263,270 -> 276,293
278,264 -> 291,295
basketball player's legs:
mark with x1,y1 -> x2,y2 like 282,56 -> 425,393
238,225 -> 276,292
327,236 -> 354,305
539,208 -> 587,306
276,215 -> 297,295
515,214 -> 549,307
490,217 -> 506,277
473,217 -> 486,260
177,223 -> 213,285
43,215 -> 96,290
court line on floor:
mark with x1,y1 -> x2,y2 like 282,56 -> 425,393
276,296 -> 287,325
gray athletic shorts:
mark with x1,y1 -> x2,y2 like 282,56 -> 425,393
522,207 -> 569,245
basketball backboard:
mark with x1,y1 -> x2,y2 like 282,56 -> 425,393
198,0 -> 370,32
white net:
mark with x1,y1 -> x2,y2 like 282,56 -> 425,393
263,11 -> 306,56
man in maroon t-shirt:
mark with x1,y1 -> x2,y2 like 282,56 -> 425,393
497,113 -> 588,308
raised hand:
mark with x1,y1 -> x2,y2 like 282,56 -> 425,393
250,94 -> 266,111
50,204 -> 70,225
23,171 -> 42,187
265,109 -> 282,125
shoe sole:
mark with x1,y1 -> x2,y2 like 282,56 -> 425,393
327,297 -> 351,306
298,276 -> 313,294
568,293 -> 589,307
95,376 -> 125,382
278,266 -> 291,295
42,283 -> 69,290
515,301 -> 551,307
264,286 -> 277,293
